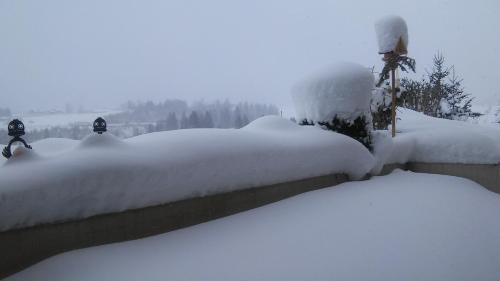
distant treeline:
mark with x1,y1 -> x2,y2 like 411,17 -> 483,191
0,99 -> 279,144
0,107 -> 11,118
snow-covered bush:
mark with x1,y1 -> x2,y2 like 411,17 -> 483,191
371,83 -> 392,130
292,62 -> 374,149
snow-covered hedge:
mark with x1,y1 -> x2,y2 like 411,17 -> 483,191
292,62 -> 374,149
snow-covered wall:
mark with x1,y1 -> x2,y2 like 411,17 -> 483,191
0,116 -> 374,231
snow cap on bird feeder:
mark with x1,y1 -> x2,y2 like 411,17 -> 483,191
375,15 -> 408,55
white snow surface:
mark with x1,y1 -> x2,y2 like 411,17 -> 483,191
7,171 -> 500,281
0,138 -> 78,166
291,62 -> 374,123
375,15 -> 409,54
382,109 -> 500,164
0,116 -> 374,231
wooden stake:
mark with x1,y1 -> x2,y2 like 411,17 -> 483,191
391,68 -> 396,137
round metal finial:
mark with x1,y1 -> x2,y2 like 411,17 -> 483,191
93,117 -> 107,134
8,119 -> 25,137
3,119 -> 32,159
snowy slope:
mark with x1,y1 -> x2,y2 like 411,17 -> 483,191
382,109 -> 500,164
7,171 -> 500,281
0,116 -> 374,231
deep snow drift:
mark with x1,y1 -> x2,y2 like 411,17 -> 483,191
0,116 -> 374,231
7,171 -> 500,281
381,109 -> 500,164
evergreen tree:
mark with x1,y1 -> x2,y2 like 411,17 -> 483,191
202,111 -> 214,128
165,113 -> 178,130
371,83 -> 392,130
400,53 -> 473,119
427,53 -> 449,117
232,107 -> 243,128
180,113 -> 189,129
440,69 -> 473,120
188,111 -> 201,128
241,114 -> 249,127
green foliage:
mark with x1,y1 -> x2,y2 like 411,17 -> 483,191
371,84 -> 392,130
400,53 -> 474,119
299,116 -> 372,150
377,54 -> 416,87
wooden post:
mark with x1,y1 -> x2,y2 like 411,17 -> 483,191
391,68 -> 396,137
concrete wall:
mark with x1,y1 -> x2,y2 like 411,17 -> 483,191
2,162 -> 499,279
380,162 -> 500,194
0,173 -> 348,279
408,162 -> 500,194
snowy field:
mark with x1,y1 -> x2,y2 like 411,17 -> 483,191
0,110 -> 119,132
6,171 -> 500,281
0,116 -> 373,231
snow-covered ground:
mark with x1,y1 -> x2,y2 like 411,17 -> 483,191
6,171 -> 500,281
469,104 -> 500,126
380,108 -> 500,165
0,116 -> 374,231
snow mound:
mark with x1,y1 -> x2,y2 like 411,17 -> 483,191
78,133 -> 126,149
0,117 -> 374,231
31,138 -> 78,156
370,130 -> 393,174
291,62 -> 374,123
242,115 -> 300,131
8,171 -> 500,281
375,15 -> 409,54
383,109 -> 500,165
3,146 -> 41,166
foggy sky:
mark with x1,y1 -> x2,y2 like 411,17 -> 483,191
1,0 -> 499,114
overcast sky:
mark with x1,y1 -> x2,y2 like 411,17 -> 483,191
1,0 -> 499,113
